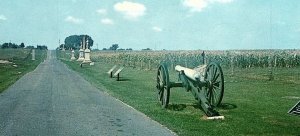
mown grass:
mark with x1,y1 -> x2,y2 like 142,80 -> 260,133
0,48 -> 47,93
58,50 -> 300,136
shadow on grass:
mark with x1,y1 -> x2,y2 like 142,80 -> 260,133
118,79 -> 130,81
167,103 -> 203,111
167,104 -> 187,111
218,103 -> 237,110
167,102 -> 237,112
114,78 -> 130,81
191,103 -> 201,109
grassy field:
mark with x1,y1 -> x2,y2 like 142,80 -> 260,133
0,48 -> 47,93
58,50 -> 299,136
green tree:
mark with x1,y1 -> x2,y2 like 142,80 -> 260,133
10,43 -> 19,48
64,35 -> 94,50
142,48 -> 151,50
1,43 -> 9,49
20,43 -> 25,48
37,45 -> 48,50
1,43 -> 19,49
26,46 -> 35,49
109,44 -> 119,50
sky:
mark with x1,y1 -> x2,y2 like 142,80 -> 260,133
0,0 -> 300,50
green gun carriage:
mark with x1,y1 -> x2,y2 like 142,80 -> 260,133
156,62 -> 224,118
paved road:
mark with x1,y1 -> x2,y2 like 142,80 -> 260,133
0,51 -> 176,136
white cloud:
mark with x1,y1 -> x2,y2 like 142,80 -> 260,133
114,1 -> 146,20
152,26 -> 162,32
0,15 -> 7,21
183,0 -> 208,12
65,16 -> 83,24
101,18 -> 114,25
183,0 -> 234,12
97,9 -> 107,15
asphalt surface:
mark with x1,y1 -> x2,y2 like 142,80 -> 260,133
0,51 -> 176,136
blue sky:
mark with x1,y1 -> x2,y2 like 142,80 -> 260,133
0,0 -> 299,50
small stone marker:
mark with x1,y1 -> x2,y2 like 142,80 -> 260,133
77,48 -> 84,61
77,39 -> 85,61
288,101 -> 300,116
32,49 -> 35,60
71,50 -> 76,60
62,44 -> 65,51
113,66 -> 124,81
107,65 -> 117,78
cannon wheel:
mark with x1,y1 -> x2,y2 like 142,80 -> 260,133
156,63 -> 170,108
204,62 -> 224,107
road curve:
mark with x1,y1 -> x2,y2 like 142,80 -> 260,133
0,51 -> 176,136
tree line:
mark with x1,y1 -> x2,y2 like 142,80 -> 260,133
60,34 -> 153,51
1,42 -> 47,50
102,44 -> 152,51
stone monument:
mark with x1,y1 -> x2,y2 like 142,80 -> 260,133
32,49 -> 35,60
71,49 -> 76,60
62,44 -> 65,51
77,37 -> 85,61
83,40 -> 92,63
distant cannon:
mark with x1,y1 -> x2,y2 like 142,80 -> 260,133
156,62 -> 224,117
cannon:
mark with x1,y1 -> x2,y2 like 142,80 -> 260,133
156,62 -> 224,117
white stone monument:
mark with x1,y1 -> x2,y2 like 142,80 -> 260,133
77,40 -> 85,61
83,40 -> 92,63
71,49 -> 76,60
62,44 -> 65,51
32,49 -> 35,60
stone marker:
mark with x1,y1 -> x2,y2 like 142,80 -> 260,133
71,49 -> 76,60
83,40 -> 92,63
77,40 -> 85,61
62,44 -> 65,51
32,49 -> 35,60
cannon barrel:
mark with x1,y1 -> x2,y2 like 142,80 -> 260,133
175,65 -> 201,81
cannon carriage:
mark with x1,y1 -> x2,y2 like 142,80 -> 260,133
156,62 -> 224,117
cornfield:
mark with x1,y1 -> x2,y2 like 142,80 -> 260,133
91,49 -> 300,71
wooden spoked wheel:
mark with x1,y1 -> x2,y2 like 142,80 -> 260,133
156,64 -> 170,108
204,62 -> 224,107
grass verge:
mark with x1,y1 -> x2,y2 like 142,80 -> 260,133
0,49 -> 47,93
58,51 -> 300,136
